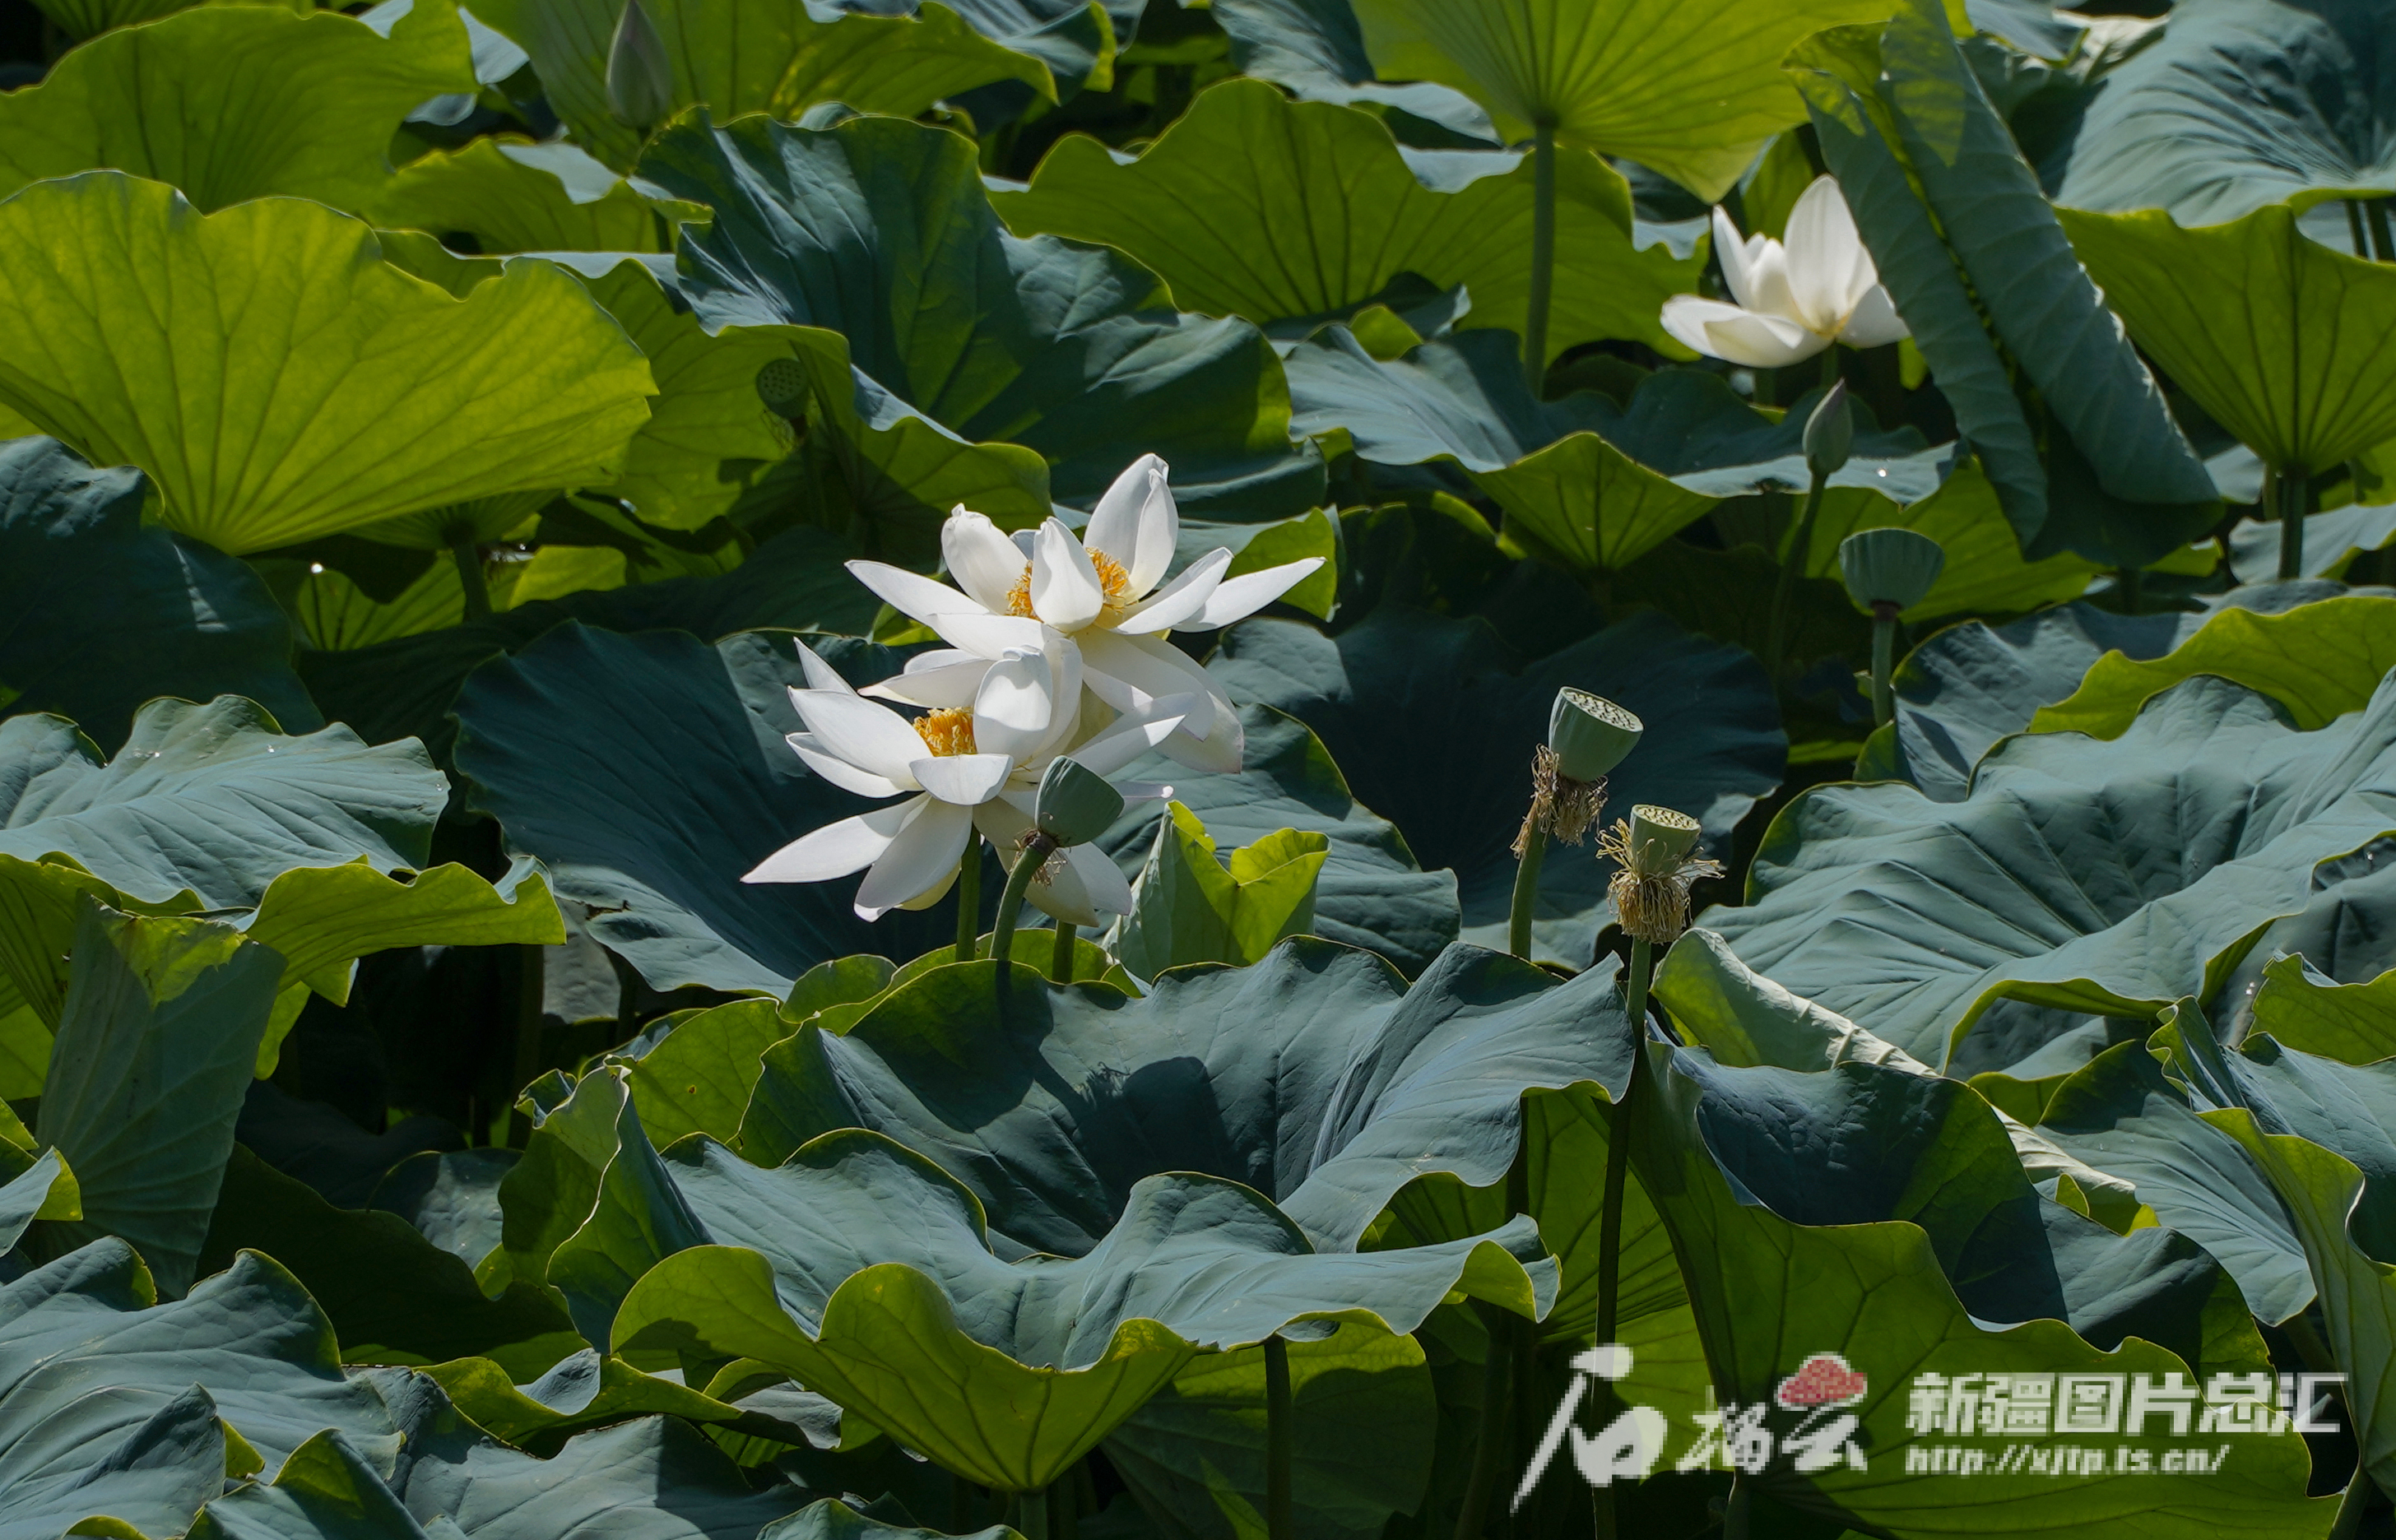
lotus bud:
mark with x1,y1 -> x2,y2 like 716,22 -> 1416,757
606,0 -> 675,134
1836,527 -> 1944,615
755,358 -> 808,415
1548,689 -> 1642,782
1033,757 -> 1122,847
1803,379 -> 1854,480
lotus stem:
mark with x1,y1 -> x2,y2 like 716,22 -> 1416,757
448,524 -> 491,621
1050,921 -> 1075,983
1264,1334 -> 1295,1540
990,833 -> 1056,968
2347,199 -> 2372,257
1524,119 -> 1557,398
505,944 -> 546,1148
955,842 -> 982,958
1016,1485 -> 1052,1540
2370,197 -> 2396,262
1451,1302 -> 1512,1540
1869,601 -> 1898,728
2330,1468 -> 2378,1540
1507,825 -> 1547,960
1595,938 -> 1651,1349
1724,1475 -> 1752,1539
1819,344 -> 1839,390
2277,463 -> 2311,582
1765,471 -> 1829,684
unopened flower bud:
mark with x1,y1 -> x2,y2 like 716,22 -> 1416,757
606,0 -> 675,134
1033,757 -> 1121,847
1548,689 -> 1642,782
1836,526 -> 1944,615
1804,379 -> 1854,480
755,357 -> 808,414
1625,805 -> 1702,871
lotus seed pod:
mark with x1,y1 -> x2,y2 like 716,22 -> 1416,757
1548,689 -> 1642,782
755,357 -> 809,414
1626,805 -> 1702,870
1836,526 -> 1945,612
1803,379 -> 1854,480
1033,757 -> 1123,847
606,0 -> 675,133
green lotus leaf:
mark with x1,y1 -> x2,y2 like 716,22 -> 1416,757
1629,1044 -> 2327,1537
989,77 -> 1699,363
0,1376 -> 226,1540
637,112 -> 1323,556
1793,457 -> 2102,623
734,940 -> 1631,1255
199,1147 -> 583,1381
2051,0 -> 2396,224
0,435 -> 318,753
1206,0 -> 1494,142
471,0 -> 1055,173
609,998 -> 795,1148
1,1240 -> 406,1475
609,1122 -> 1553,1491
295,523 -> 874,767
2031,592 -> 2396,740
2250,951 -> 2396,1065
1857,586 -> 2333,801
367,138 -> 695,254
2027,1041 -> 2313,1327
0,1149 -> 77,1258
1789,23 -> 2051,547
420,1348 -> 818,1454
2230,499 -> 2396,583
371,1148 -> 518,1271
188,1427 -> 425,1540
1346,0 -> 1895,202
1210,608 -> 1784,967
0,0 -> 472,212
765,1500 -> 1015,1540
1712,671 -> 2396,1069
29,0 -> 307,41
2061,202 -> 2396,481
1105,804 -> 1328,983
1285,332 -> 1948,577
390,1408 -> 819,1539
0,172 -> 655,555
31,904 -> 280,1297
1100,1321 -> 1433,1540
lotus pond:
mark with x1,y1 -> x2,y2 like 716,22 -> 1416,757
7,0 -> 2396,1536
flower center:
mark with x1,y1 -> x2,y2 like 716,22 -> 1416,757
1005,550 -> 1135,626
913,707 -> 976,757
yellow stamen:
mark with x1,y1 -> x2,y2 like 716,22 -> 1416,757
1004,547 -> 1135,625
913,707 -> 976,757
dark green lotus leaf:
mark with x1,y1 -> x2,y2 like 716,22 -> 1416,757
2052,0 -> 2396,224
0,1239 -> 405,1476
1628,1043 -> 2325,1537
34,904 -> 280,1297
1211,609 -> 1784,967
762,1500 -> 1014,1540
1206,0 -> 1496,142
1101,1321 -> 1432,1540
0,435 -> 318,753
201,1147 -> 583,1382
389,1404 -> 818,1540
234,1082 -> 461,1214
296,523 -> 873,768
0,0 -> 471,213
188,1428 -> 427,1540
735,940 -> 1631,1255
2031,1041 -> 2312,1325
1859,582 -> 2345,801
637,112 -> 1322,547
371,1148 -> 518,1272
0,1378 -> 226,1540
471,0 -> 1053,174
991,78 -> 1697,363
0,1148 -> 73,1259
1711,672 -> 2396,1068
1093,703 -> 1460,976
610,1121 -> 1553,1491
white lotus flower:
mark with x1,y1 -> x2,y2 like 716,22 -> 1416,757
843,453 -> 1323,775
1660,176 -> 1910,369
742,636 -> 1188,925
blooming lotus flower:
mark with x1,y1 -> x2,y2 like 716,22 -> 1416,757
1660,176 -> 1909,369
843,454 -> 1323,775
742,636 -> 1188,925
